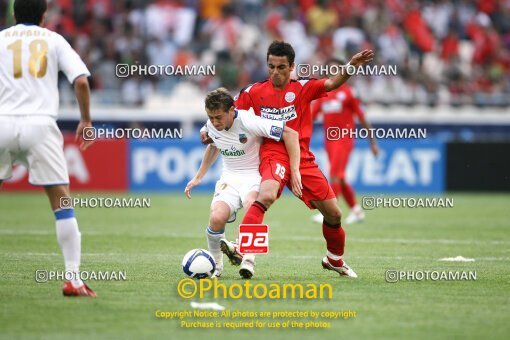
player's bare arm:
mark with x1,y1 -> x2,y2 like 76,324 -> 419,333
359,116 -> 379,156
185,144 -> 220,198
324,50 -> 375,92
200,125 -> 214,144
73,75 -> 94,151
281,126 -> 302,197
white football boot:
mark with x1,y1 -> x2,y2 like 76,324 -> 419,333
220,239 -> 243,266
321,257 -> 358,278
311,212 -> 324,224
239,254 -> 255,279
345,205 -> 365,224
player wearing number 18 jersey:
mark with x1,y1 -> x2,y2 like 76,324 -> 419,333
232,41 -> 374,278
0,0 -> 96,296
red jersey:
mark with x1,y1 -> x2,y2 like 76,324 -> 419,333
235,78 -> 327,162
311,84 -> 365,140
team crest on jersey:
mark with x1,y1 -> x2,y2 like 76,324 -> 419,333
285,91 -> 295,103
239,133 -> 247,144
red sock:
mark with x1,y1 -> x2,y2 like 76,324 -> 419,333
330,181 -> 342,197
322,221 -> 345,267
241,201 -> 267,224
341,182 -> 357,208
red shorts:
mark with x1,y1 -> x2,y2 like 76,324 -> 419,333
325,140 -> 354,179
259,157 -> 335,209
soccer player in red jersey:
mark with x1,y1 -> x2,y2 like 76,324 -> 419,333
219,41 -> 374,278
311,59 -> 379,225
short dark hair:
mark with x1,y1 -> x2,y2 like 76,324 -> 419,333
267,41 -> 295,65
205,88 -> 234,113
14,0 -> 47,25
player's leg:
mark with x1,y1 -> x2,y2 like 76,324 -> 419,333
207,201 -> 231,277
0,117 -> 16,188
44,185 -> 96,296
312,198 -> 357,278
221,179 -> 261,279
341,176 -> 365,224
241,179 -> 279,224
300,164 -> 357,278
24,118 -> 95,296
209,177 -> 245,276
312,143 -> 343,223
238,190 -> 259,279
334,142 -> 364,223
241,158 -> 288,224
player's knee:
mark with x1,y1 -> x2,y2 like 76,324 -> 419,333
209,206 -> 229,230
258,190 -> 277,207
324,208 -> 342,225
208,213 -> 227,231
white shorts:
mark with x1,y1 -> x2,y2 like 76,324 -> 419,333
211,172 -> 261,223
0,115 -> 69,186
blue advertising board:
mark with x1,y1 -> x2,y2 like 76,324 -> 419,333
311,138 -> 445,193
129,137 -> 445,193
129,139 -> 221,192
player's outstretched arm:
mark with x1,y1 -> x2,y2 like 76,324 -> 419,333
282,127 -> 303,197
184,145 -> 220,199
324,50 -> 375,92
74,76 -> 94,151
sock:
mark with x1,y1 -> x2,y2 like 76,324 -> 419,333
206,226 -> 225,268
322,219 -> 345,267
331,181 -> 342,197
54,208 -> 83,288
341,182 -> 357,208
241,201 -> 267,224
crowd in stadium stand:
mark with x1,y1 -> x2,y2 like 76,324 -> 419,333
1,0 -> 509,107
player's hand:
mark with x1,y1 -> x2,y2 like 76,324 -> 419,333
200,131 -> 213,145
349,50 -> 375,68
75,120 -> 95,151
371,143 -> 379,157
184,177 -> 201,199
290,169 -> 303,198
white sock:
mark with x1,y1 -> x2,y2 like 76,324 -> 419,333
206,226 -> 224,268
352,204 -> 362,213
55,209 -> 83,288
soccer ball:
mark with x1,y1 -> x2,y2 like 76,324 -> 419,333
182,249 -> 216,279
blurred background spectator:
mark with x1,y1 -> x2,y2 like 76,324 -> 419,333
1,0 -> 509,107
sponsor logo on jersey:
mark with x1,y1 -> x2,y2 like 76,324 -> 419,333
220,146 -> 246,157
270,126 -> 283,139
239,133 -> 247,144
260,105 -> 297,122
285,91 -> 296,103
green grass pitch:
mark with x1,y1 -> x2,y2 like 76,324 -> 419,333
0,192 -> 509,339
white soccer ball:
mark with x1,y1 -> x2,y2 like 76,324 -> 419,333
182,249 -> 216,279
